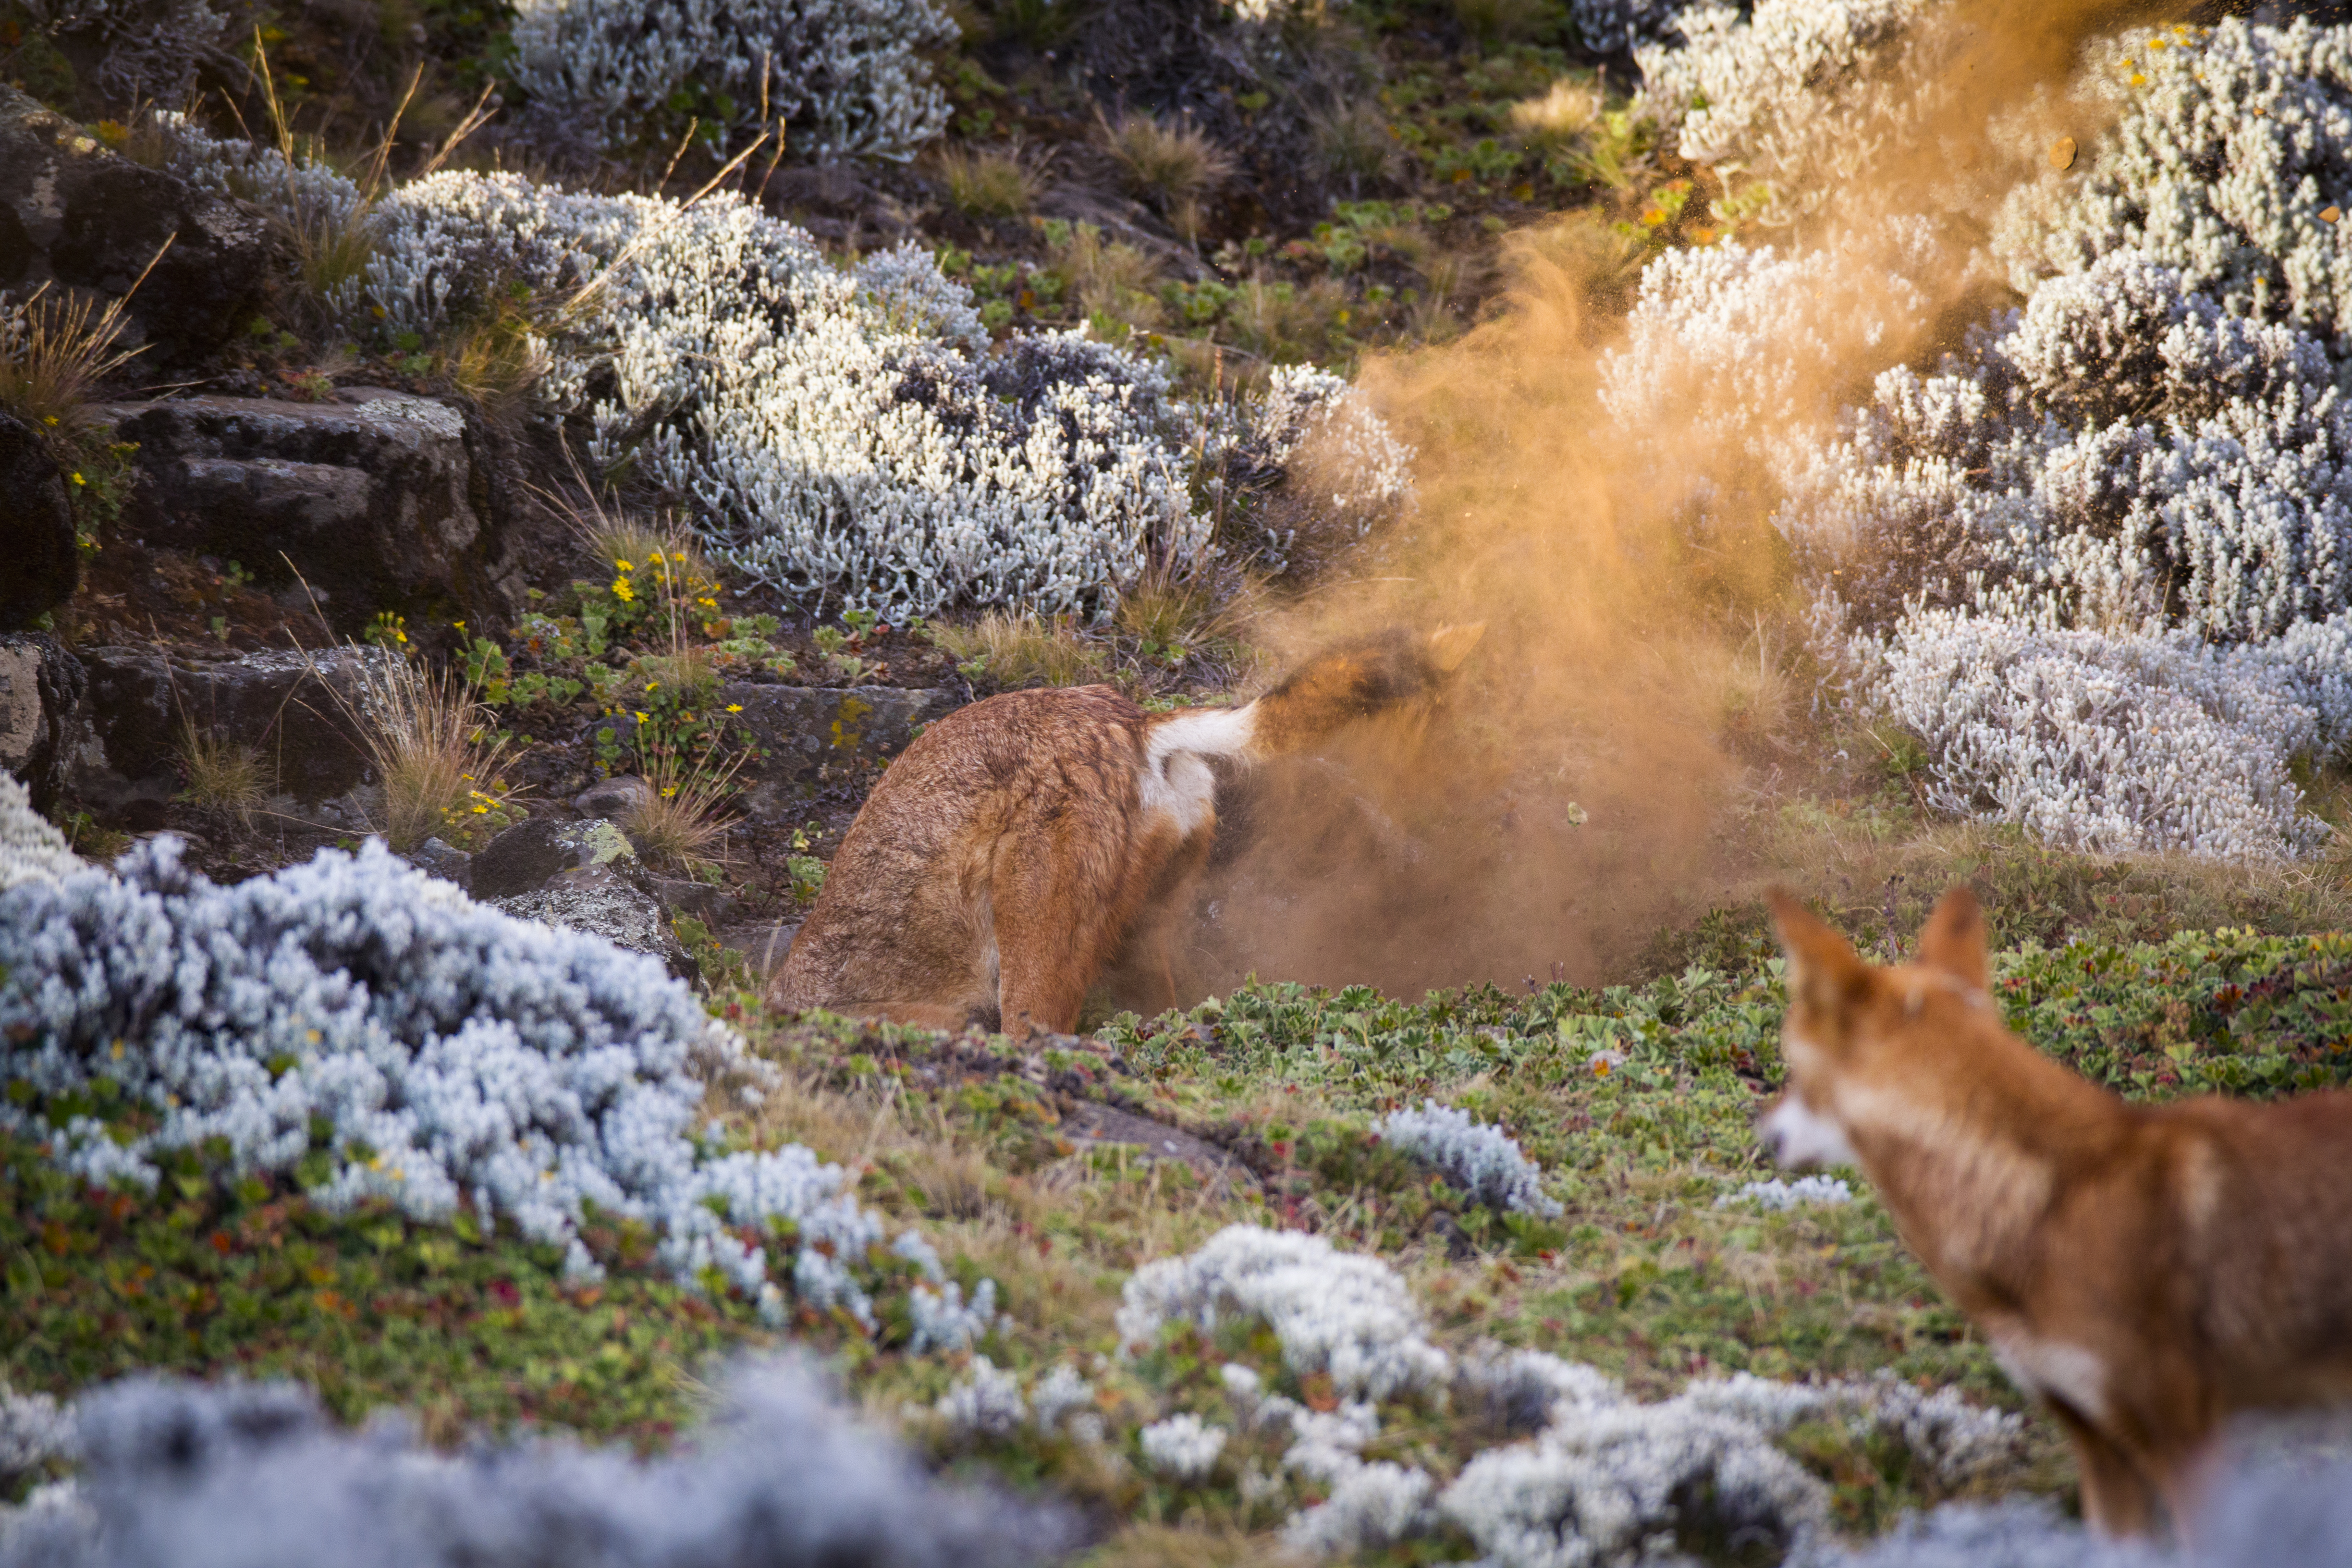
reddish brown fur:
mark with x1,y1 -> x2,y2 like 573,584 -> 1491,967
1766,888 -> 2352,1538
772,625 -> 1480,1035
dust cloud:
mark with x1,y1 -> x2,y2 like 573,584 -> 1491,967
1176,0 -> 2163,1000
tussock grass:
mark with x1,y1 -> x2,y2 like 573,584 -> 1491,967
0,282 -> 148,431
1101,114 -> 1233,213
930,145 -> 1041,218
1224,275 -> 1348,361
175,721 -> 271,828
1312,99 -> 1397,191
927,612 -> 1107,686
1047,221 -> 1165,328
623,741 -> 740,873
1115,557 -> 1233,653
349,653 -> 519,852
445,306 -> 550,413
1509,77 -> 1601,146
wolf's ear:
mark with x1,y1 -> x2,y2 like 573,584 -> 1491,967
1767,888 -> 1870,1018
1917,885 -> 1987,989
1427,622 -> 1487,673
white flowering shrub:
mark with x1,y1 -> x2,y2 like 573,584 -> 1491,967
1118,1225 -> 1450,1402
1991,21 -> 2352,341
1598,232 -> 1937,499
0,838 -> 990,1336
1139,1414 -> 1229,1482
1847,610 -> 2352,858
1436,1400 -> 1830,1567
936,1357 -> 1029,1439
506,0 -> 957,159
0,775 -> 79,893
1116,1233 -> 2025,1561
1779,248 -> 2352,647
0,1361 -> 1071,1568
150,120 -> 1411,618
1609,12 -> 2352,860
18,0 -> 230,103
1635,0 -> 1938,226
1718,1176 -> 1853,1210
1376,1101 -> 1563,1217
0,1383 -> 72,1495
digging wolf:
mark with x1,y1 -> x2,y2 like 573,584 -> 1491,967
1763,887 -> 2352,1538
773,624 -> 1483,1035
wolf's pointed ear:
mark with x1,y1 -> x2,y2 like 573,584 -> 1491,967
1917,885 -> 1988,989
1768,888 -> 1870,1014
1427,622 -> 1487,673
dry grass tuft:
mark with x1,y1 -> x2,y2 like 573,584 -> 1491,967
1101,114 -> 1233,213
175,720 -> 271,827
1047,221 -> 1165,328
1313,99 -> 1398,192
0,282 -> 148,431
445,306 -> 550,413
930,145 -> 1041,218
1115,557 -> 1233,653
623,741 -> 740,874
348,653 -> 520,852
1509,77 -> 1601,146
928,612 -> 1108,686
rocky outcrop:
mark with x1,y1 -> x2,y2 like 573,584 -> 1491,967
60,645 -> 380,825
0,410 -> 75,632
89,391 -> 505,635
0,85 -> 272,367
0,632 -> 86,811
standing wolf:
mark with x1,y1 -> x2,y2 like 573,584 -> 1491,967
773,624 -> 1482,1035
1764,886 -> 2352,1538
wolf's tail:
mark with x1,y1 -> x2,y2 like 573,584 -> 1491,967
1143,623 -> 1484,769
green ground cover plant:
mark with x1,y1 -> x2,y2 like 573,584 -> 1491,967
22,911 -> 2350,1552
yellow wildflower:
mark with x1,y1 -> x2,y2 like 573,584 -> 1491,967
726,703 -> 744,713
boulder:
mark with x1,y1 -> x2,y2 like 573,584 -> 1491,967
0,632 -> 87,811
0,85 -> 272,367
493,866 -> 692,980
406,835 -> 475,893
651,876 -> 737,926
0,411 -> 75,631
88,391 -> 494,635
60,645 -> 380,822
472,816 -> 639,901
475,818 -> 693,976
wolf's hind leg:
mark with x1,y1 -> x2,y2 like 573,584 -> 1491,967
988,831 -> 1131,1037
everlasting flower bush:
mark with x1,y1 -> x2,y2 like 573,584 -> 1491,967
505,0 -> 957,159
1375,1100 -> 1563,1217
1118,1225 -> 1450,1402
0,838 -> 991,1337
1117,1228 -> 2026,1562
1613,13 -> 2352,859
0,1361 -> 1070,1568
0,777 -> 80,893
1636,0 -> 1938,226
